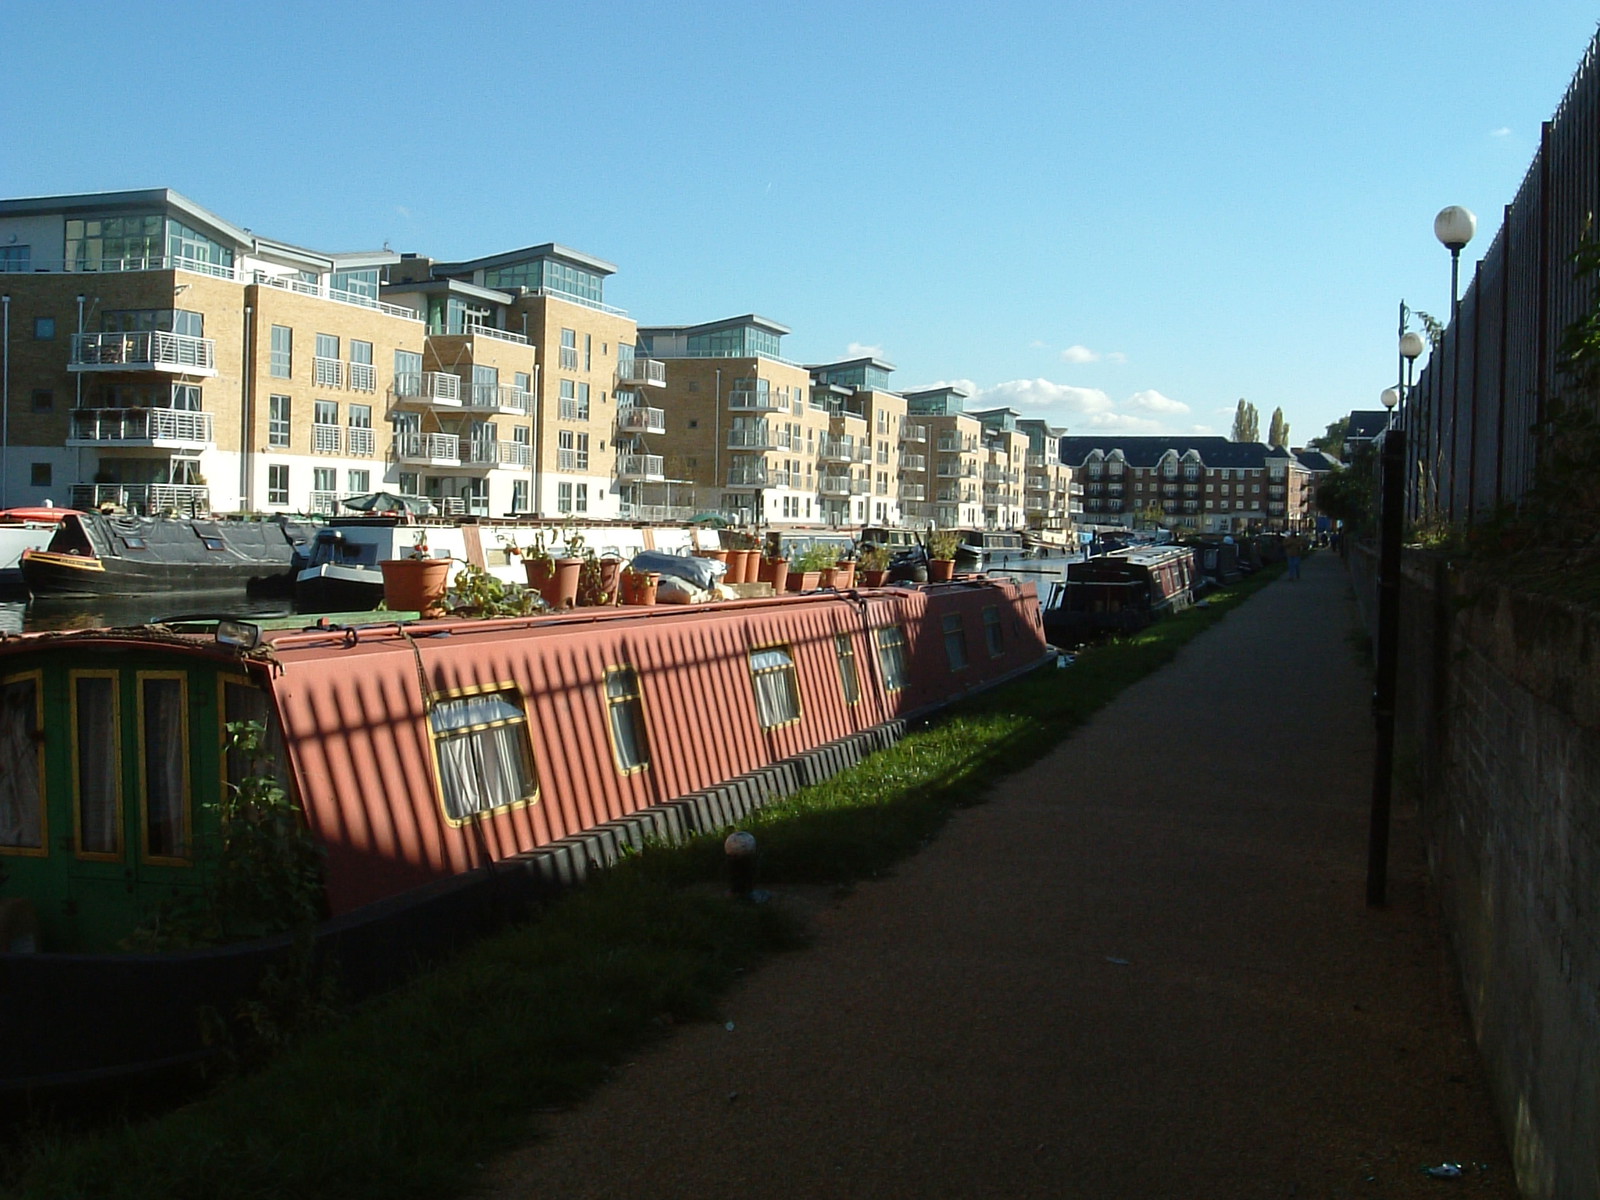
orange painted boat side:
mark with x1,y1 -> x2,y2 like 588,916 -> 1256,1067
260,582 -> 1048,914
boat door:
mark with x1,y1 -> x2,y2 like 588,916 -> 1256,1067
57,661 -> 222,950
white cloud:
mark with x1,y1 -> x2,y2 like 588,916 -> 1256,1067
1106,351 -> 1128,364
1126,389 -> 1190,415
972,378 -> 1115,414
1490,126 -> 1511,138
1060,344 -> 1100,364
845,341 -> 883,359
1028,339 -> 1048,350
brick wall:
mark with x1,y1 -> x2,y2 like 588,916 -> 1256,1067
1370,546 -> 1600,1200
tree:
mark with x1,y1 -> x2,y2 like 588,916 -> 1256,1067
1310,417 -> 1349,455
1267,407 -> 1289,448
1231,399 -> 1259,443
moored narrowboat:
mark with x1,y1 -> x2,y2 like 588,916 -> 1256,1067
0,579 -> 1048,1087
1043,544 -> 1199,644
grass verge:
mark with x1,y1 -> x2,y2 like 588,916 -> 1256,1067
6,564 -> 1283,1200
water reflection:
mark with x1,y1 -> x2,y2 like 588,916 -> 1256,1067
13,592 -> 294,633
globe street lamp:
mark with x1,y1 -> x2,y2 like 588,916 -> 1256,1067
1398,331 -> 1425,428
1434,205 -> 1477,320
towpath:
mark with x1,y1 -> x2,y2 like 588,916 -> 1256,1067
482,551 -> 1515,1199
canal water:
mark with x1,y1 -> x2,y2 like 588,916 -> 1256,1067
0,550 -> 1083,635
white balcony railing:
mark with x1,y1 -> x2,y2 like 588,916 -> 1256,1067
468,384 -> 533,414
617,502 -> 696,523
394,371 -> 461,403
68,408 -> 214,445
70,331 -> 216,375
900,453 -> 926,471
251,271 -> 421,321
347,361 -> 377,392
618,454 -> 665,480
314,357 -> 343,388
397,431 -> 460,463
900,421 -> 928,443
617,406 -> 666,435
309,490 -> 340,515
69,483 -> 210,514
819,475 -> 869,497
898,483 -> 926,501
559,346 -> 580,369
725,467 -> 770,488
727,425 -> 778,449
617,358 -> 667,387
461,440 -> 531,469
348,426 -> 375,456
819,437 -> 862,463
313,424 -> 342,454
559,398 -> 590,421
727,389 -> 784,412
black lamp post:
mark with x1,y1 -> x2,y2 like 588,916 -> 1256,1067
1366,386 -> 1405,906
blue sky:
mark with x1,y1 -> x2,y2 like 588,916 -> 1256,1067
4,0 -> 1596,448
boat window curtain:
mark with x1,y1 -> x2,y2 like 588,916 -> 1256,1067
604,668 -> 650,771
430,692 -> 536,821
75,676 -> 119,854
835,634 -> 860,706
749,647 -> 799,728
0,677 -> 42,849
983,606 -> 1004,657
142,677 -> 187,858
942,614 -> 969,671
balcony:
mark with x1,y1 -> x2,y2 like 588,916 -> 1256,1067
70,331 -> 217,377
617,358 -> 667,388
617,502 -> 696,522
314,357 -> 343,388
67,407 -> 215,447
312,423 -> 342,454
1027,453 -> 1048,468
725,466 -> 772,489
69,483 -> 209,515
618,406 -> 666,435
559,346 -> 579,369
728,424 -> 779,449
900,453 -> 927,472
461,440 -> 532,470
819,437 -> 864,464
899,483 -> 926,501
1027,475 -> 1050,491
464,384 -> 533,415
899,422 -> 927,443
349,427 -> 375,456
727,389 -> 785,413
936,461 -> 979,479
348,361 -> 377,392
618,453 -> 666,482
309,490 -> 340,515
394,371 -> 462,406
558,398 -> 591,421
396,431 -> 460,467
819,475 -> 867,497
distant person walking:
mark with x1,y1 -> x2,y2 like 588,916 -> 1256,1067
1284,532 -> 1308,581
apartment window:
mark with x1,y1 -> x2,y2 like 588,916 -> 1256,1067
942,613 -> 969,671
313,467 -> 336,494
560,327 -> 578,370
264,464 -> 291,505
584,333 -> 592,371
349,340 -> 375,391
835,633 -> 861,706
270,325 -> 292,378
983,606 -> 1004,657
394,349 -> 422,394
398,472 -> 419,495
604,667 -> 650,772
30,463 -> 50,487
577,382 -> 591,420
511,480 -> 528,512
314,399 -> 338,426
575,483 -> 589,513
34,317 -> 54,340
429,689 -> 538,822
876,626 -> 909,692
314,333 -> 341,387
749,646 -> 801,729
348,469 -> 370,493
576,433 -> 589,470
0,245 -> 30,272
31,389 -> 53,413
268,395 -> 291,447
514,371 -> 531,394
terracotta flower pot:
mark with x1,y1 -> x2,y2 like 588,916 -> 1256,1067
729,548 -> 758,585
525,556 -> 583,608
928,558 -> 957,582
861,568 -> 888,587
620,570 -> 659,606
764,557 -> 788,592
832,561 -> 856,588
380,557 -> 451,618
787,569 -> 821,593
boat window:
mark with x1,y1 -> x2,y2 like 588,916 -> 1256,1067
429,689 -> 538,822
123,536 -> 147,550
202,536 -> 225,552
749,645 -> 801,729
223,680 -> 289,797
835,633 -> 860,706
943,613 -> 969,671
0,673 -> 45,854
72,673 -> 122,857
140,674 -> 190,862
983,606 -> 1004,657
875,626 -> 909,693
604,667 -> 651,773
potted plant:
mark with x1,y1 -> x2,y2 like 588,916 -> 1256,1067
830,547 -> 857,589
575,550 -> 618,607
858,543 -> 891,586
927,530 -> 962,582
723,531 -> 759,585
380,533 -> 452,617
445,561 -> 543,617
788,543 -> 835,592
619,564 -> 660,605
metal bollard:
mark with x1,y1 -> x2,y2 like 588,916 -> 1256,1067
724,831 -> 758,899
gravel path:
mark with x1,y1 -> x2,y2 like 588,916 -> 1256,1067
481,552 -> 1516,1199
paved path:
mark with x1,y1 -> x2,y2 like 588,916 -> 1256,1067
484,552 -> 1515,1199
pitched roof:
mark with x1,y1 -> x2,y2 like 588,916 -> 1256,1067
1294,448 -> 1341,471
1055,436 -> 1285,469
1345,411 -> 1391,440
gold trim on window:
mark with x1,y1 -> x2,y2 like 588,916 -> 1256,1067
136,670 -> 192,866
70,669 -> 123,862
748,641 -> 803,730
426,679 -> 540,828
0,669 -> 47,858
602,663 -> 652,775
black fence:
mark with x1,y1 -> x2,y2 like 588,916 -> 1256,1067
1401,28 -> 1600,525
